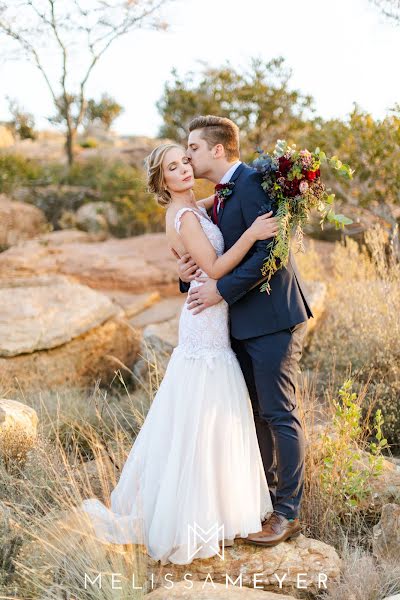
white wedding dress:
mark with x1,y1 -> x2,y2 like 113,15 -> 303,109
81,205 -> 273,565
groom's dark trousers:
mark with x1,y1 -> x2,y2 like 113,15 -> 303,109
179,163 -> 314,520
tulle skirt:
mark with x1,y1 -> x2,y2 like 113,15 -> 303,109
81,345 -> 273,565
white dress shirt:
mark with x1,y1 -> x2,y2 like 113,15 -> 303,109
217,160 -> 242,213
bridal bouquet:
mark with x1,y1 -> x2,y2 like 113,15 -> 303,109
252,140 -> 354,293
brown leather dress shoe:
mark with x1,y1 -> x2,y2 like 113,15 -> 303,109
246,511 -> 302,547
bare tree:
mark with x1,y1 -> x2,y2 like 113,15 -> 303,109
370,0 -> 400,24
0,0 -> 174,165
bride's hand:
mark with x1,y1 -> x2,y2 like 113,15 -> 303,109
246,211 -> 279,242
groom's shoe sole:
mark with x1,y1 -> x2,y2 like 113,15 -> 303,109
219,538 -> 235,547
246,531 -> 301,547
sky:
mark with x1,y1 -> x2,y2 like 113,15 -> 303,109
0,0 -> 399,137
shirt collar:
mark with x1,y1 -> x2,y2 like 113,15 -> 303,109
219,160 -> 242,184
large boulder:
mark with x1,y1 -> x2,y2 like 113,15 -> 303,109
0,399 -> 38,459
0,316 -> 141,393
130,296 -> 186,329
0,194 -> 48,248
0,275 -> 141,392
0,274 -> 120,357
0,230 -> 179,295
369,459 -> 400,509
75,201 -> 120,233
146,581 -> 296,599
146,536 -> 341,597
373,503 -> 400,562
23,229 -> 108,245
100,290 -> 161,319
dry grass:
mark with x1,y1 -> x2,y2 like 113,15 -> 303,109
303,226 -> 400,451
0,433 -> 148,599
0,366 -> 165,599
315,543 -> 400,600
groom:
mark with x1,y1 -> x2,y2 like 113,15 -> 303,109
177,115 -> 314,547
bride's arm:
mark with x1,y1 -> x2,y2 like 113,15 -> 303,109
178,211 -> 277,280
196,195 -> 214,211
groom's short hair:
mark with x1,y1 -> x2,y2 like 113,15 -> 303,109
188,115 -> 240,161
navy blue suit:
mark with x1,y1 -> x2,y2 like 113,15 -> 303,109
180,163 -> 313,519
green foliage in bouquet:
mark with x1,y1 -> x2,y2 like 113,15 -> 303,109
252,140 -> 354,293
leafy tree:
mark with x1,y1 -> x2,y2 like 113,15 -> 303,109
157,57 -> 315,155
299,104 -> 400,223
84,93 -> 124,131
0,0 -> 174,165
5,97 -> 36,140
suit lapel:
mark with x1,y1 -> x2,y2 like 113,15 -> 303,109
218,163 -> 246,227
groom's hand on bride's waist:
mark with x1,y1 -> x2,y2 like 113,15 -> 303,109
187,277 -> 222,314
175,252 -> 201,283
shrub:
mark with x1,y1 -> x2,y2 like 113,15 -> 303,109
0,153 -> 44,194
79,137 -> 99,148
300,374 -> 389,551
305,227 -> 400,450
3,155 -> 165,235
50,157 -> 165,235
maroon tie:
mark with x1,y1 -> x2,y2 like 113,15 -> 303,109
212,187 -> 224,224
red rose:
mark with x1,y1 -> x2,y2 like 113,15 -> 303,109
305,170 -> 317,181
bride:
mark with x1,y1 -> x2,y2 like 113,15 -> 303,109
80,143 -> 277,566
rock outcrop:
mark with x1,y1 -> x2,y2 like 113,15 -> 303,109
0,398 -> 38,459
75,201 -> 119,233
0,230 -> 179,294
0,194 -> 48,248
0,274 -> 120,357
373,503 -> 400,562
146,581 -> 296,599
0,274 -> 141,392
146,536 -> 341,597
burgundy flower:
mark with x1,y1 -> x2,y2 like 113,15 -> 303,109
287,179 -> 300,197
278,156 -> 292,175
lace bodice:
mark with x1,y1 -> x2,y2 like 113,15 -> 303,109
174,206 -> 225,267
173,206 -> 234,368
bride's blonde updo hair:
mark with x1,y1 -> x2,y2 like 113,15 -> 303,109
145,143 -> 185,207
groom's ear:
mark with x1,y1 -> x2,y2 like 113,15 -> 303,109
213,143 -> 225,159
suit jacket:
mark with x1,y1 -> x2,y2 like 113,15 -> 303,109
179,163 -> 313,339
